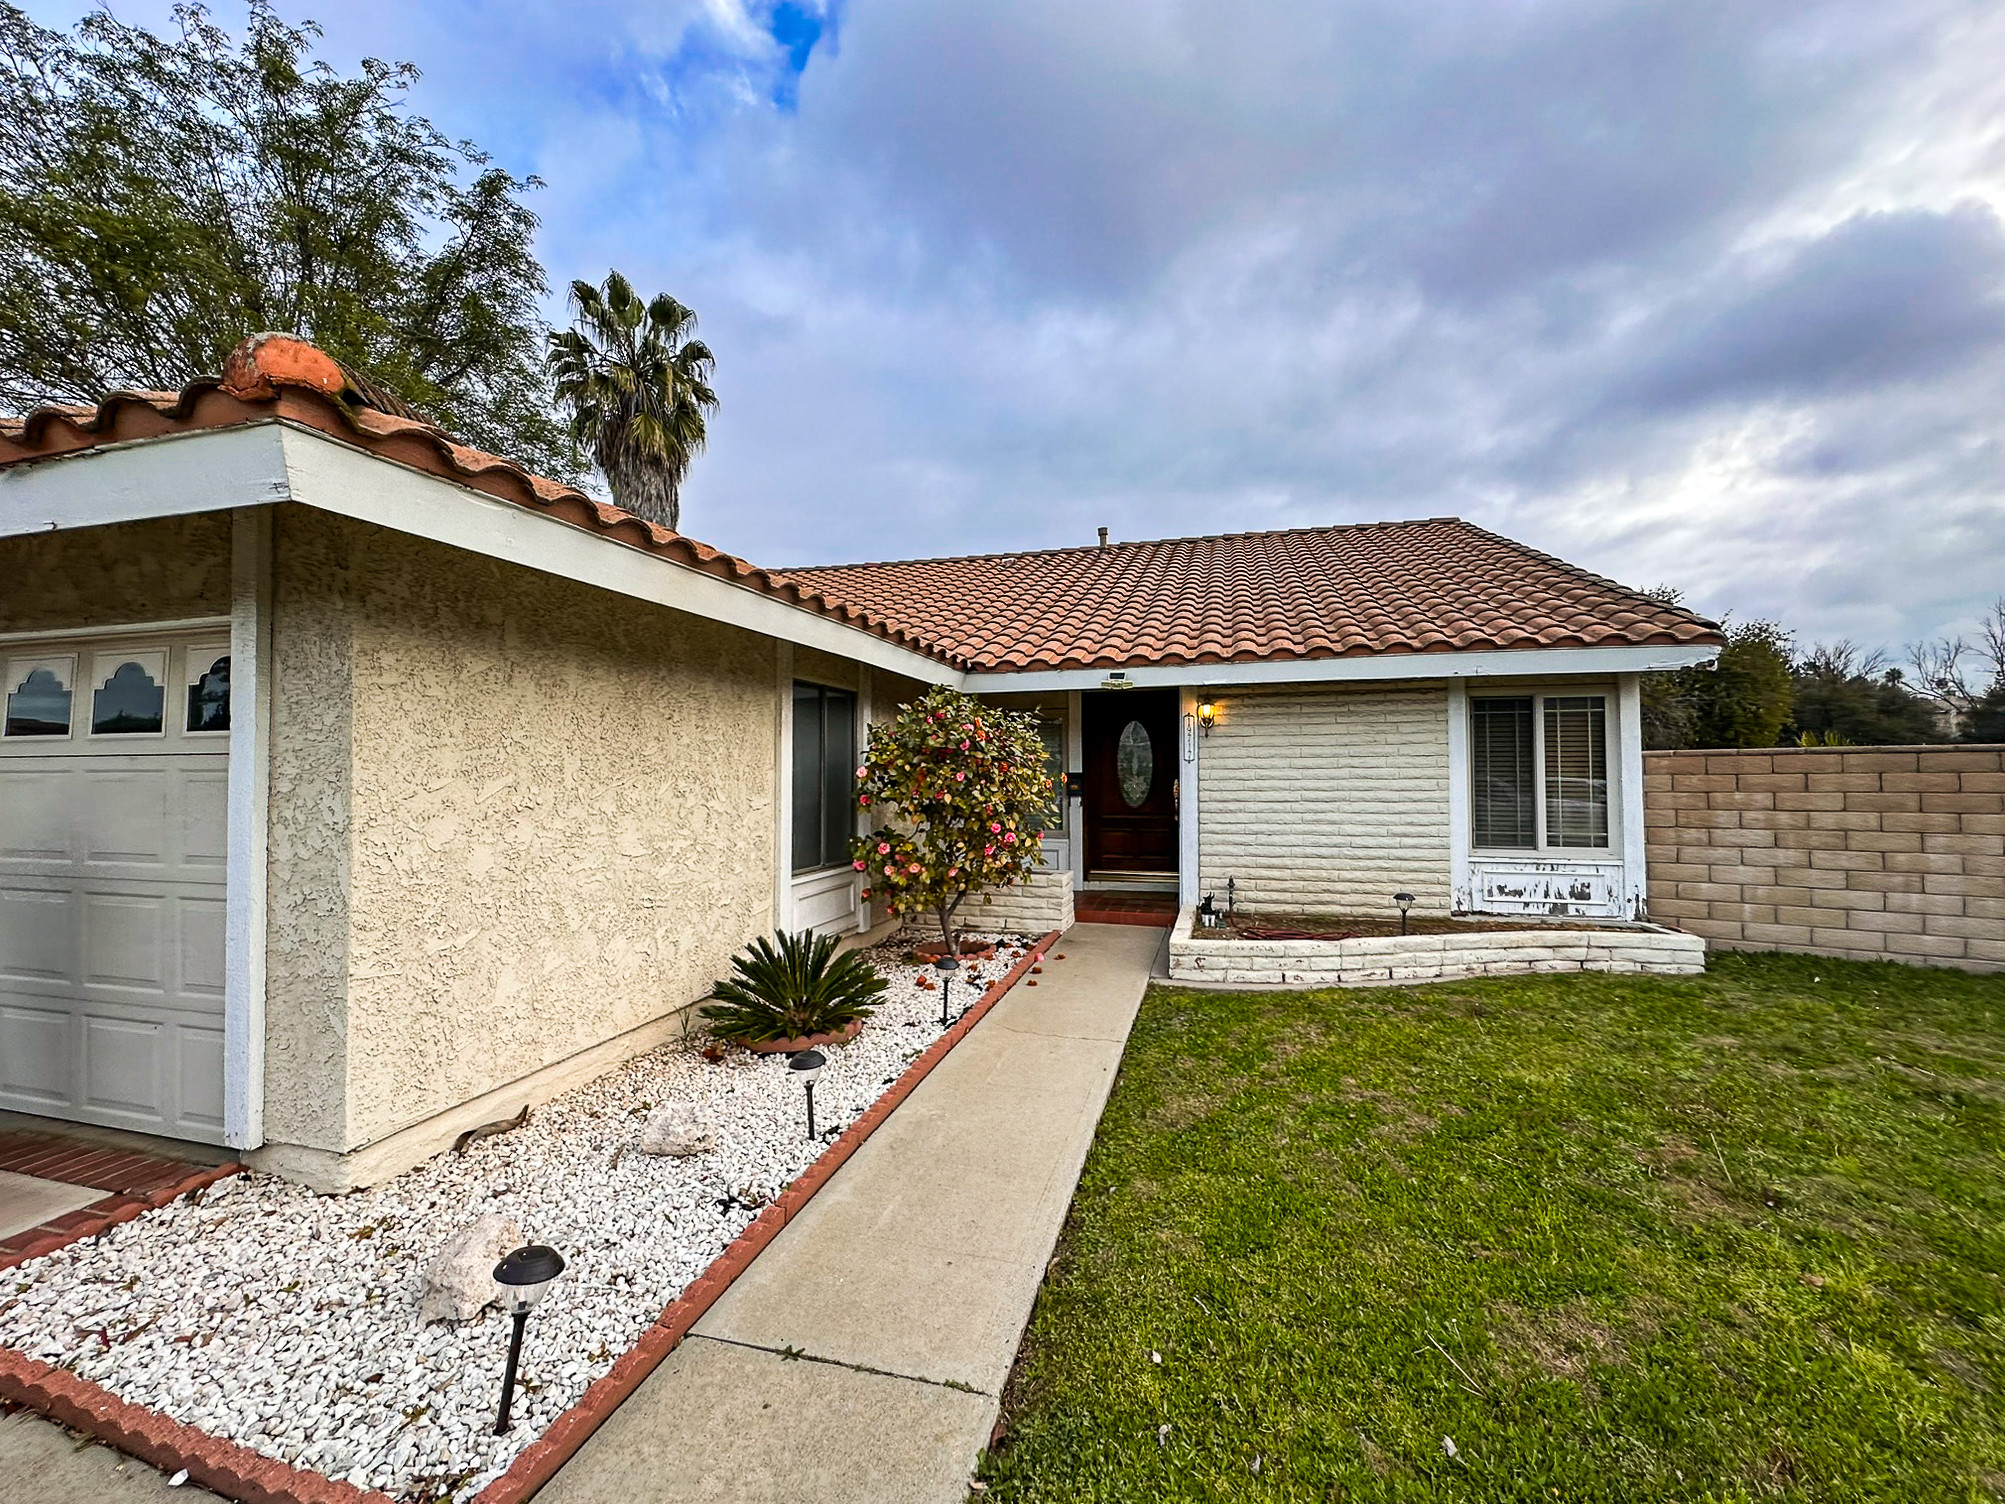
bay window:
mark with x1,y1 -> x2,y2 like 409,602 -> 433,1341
1470,692 -> 1611,851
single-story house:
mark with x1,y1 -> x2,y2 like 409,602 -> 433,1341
0,335 -> 1723,1190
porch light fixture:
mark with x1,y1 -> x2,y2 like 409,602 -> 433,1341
788,1048 -> 826,1140
1394,891 -> 1416,936
1197,699 -> 1217,735
491,1244 -> 566,1435
935,953 -> 960,1029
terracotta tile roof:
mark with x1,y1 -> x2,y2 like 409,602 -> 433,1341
2,335 -> 1719,675
0,334 -> 958,665
776,522 -> 1723,671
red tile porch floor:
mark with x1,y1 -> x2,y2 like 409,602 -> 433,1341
0,1129 -> 238,1265
1075,891 -> 1180,927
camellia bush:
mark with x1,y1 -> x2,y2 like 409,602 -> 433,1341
852,686 -> 1054,957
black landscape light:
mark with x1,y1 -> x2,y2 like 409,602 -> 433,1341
789,1047 -> 826,1140
491,1244 -> 566,1435
936,951 -> 960,1029
1394,891 -> 1416,936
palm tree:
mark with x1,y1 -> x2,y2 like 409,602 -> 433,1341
547,272 -> 718,532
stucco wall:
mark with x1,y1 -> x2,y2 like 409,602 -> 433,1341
262,509 -> 780,1167
1197,684 -> 1452,916
0,513 -> 230,633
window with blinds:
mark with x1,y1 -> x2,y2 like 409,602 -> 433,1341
1471,697 -> 1536,847
1469,692 -> 1612,851
1543,696 -> 1609,847
792,682 -> 857,873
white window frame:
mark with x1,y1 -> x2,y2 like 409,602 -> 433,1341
3,654 -> 78,742
87,648 -> 170,740
1466,685 -> 1622,859
1451,676 -> 1646,920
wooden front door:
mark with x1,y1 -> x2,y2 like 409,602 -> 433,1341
1083,690 -> 1180,876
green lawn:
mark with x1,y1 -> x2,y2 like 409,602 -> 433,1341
979,952 -> 2005,1503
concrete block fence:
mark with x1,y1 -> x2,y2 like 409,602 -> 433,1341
1643,745 -> 2004,973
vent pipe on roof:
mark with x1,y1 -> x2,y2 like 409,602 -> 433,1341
1097,526 -> 1109,549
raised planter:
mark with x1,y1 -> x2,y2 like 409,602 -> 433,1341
737,1017 -> 866,1055
1168,906 -> 1705,986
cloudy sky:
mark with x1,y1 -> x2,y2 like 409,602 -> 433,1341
36,0 -> 2005,650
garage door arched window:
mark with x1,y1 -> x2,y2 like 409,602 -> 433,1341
91,653 -> 167,736
792,681 -> 858,874
4,659 -> 74,737
186,651 -> 231,734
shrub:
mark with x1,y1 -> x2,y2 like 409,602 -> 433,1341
852,686 -> 1054,958
700,930 -> 888,1045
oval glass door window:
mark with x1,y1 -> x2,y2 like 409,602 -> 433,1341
1116,721 -> 1154,807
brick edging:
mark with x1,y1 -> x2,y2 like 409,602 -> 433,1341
0,1161 -> 242,1273
468,925 -> 1063,1504
0,929 -> 1061,1504
0,1348 -> 389,1504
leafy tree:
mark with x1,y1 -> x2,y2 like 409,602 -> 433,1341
1964,684 -> 2005,744
1641,607 -> 1795,750
547,271 -> 717,532
852,687 -> 1054,958
0,1 -> 573,477
1787,643 -> 1945,746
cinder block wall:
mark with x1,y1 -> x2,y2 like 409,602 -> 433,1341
1198,685 -> 1452,915
1644,745 -> 2004,973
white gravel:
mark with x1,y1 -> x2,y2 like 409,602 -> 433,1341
0,932 -> 1036,1503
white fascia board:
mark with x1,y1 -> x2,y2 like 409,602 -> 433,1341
962,643 -> 1719,693
1,422 -> 959,685
0,423 -> 293,536
273,428 -> 959,684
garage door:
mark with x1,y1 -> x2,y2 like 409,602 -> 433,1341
0,634 -> 231,1144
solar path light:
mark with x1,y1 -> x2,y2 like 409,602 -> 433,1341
789,1047 -> 826,1140
1394,891 -> 1416,936
491,1244 -> 565,1435
936,951 -> 960,1029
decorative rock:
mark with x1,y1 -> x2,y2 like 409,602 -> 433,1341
0,929 -> 1037,1502
638,1101 -> 717,1157
418,1214 -> 521,1324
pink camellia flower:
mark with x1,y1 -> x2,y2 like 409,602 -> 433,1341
960,741 -> 970,750
856,765 -> 867,778
859,795 -> 871,806
1003,831 -> 1017,843
907,862 -> 922,874
878,842 -> 891,854
885,865 -> 897,876
947,867 -> 959,878
985,843 -> 996,856
853,859 -> 866,871
955,771 -> 966,782
990,822 -> 1002,833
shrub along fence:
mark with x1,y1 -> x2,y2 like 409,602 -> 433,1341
1644,744 -> 2004,973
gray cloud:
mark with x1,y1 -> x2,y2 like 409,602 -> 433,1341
22,0 -> 2003,649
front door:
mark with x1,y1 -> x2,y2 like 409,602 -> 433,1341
1083,690 -> 1179,876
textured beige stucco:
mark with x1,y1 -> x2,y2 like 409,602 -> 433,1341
260,509 -> 779,1173
0,513 -> 230,633
1198,684 -> 1453,916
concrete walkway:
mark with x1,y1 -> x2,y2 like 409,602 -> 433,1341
541,921 -> 1161,1504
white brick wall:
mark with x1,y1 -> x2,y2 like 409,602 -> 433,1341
966,869 -> 1074,936
1198,685 -> 1452,916
1169,905 -> 1705,985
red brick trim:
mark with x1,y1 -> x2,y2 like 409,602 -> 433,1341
0,1348 -> 390,1504
468,925 -> 1064,1504
0,1161 -> 241,1272
0,929 -> 1062,1504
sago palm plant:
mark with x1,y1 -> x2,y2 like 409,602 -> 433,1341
700,930 -> 888,1046
547,270 -> 717,532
